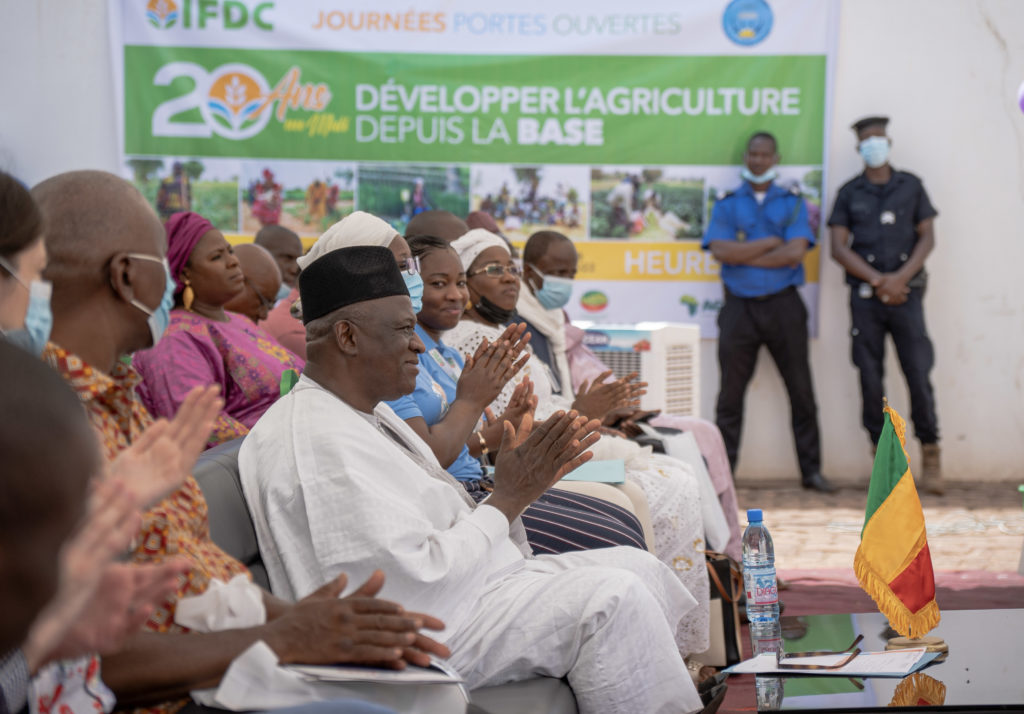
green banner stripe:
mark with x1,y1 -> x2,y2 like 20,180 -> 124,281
124,46 -> 826,164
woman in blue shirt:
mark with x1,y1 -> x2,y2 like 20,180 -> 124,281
387,236 -> 646,554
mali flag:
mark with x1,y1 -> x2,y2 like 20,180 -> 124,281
854,404 -> 941,637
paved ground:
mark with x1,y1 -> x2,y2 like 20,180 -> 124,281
733,480 -> 1024,573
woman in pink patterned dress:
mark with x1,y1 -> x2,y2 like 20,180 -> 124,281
133,212 -> 303,446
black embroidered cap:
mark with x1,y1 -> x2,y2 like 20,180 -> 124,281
298,245 -> 409,324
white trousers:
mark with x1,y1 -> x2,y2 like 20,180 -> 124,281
445,547 -> 703,714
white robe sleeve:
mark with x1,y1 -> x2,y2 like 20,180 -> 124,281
242,380 -> 523,638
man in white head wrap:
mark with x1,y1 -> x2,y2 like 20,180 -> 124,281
294,211 -> 422,320
297,211 -> 400,269
445,230 -> 713,661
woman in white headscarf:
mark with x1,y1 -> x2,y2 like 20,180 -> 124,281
291,212 -> 423,342
444,229 -> 712,662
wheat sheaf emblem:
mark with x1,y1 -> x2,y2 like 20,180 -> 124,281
208,73 -> 265,131
146,0 -> 179,28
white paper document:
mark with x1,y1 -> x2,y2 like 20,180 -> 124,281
288,664 -> 464,685
191,641 -> 469,712
726,649 -> 941,677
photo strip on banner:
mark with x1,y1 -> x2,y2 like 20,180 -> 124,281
240,160 -> 356,237
469,165 -> 589,241
123,156 -> 241,232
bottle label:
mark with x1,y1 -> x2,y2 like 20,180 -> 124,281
745,566 -> 778,606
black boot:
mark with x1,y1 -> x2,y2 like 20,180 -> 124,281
801,472 -> 837,493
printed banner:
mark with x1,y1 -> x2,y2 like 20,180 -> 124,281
110,0 -> 838,335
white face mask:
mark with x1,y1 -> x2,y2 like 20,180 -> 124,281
858,136 -> 890,168
126,255 -> 175,347
741,167 -> 777,184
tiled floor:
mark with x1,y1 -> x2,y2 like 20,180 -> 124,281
733,480 -> 1024,573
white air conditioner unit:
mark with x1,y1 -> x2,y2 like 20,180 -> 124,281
576,322 -> 701,417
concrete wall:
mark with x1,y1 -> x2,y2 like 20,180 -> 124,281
718,0 -> 1024,483
3,0 -> 1023,482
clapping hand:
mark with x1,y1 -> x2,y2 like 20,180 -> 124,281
108,385 -> 222,508
493,377 -> 537,431
40,559 -> 190,661
486,410 -> 602,521
613,372 -> 647,411
572,370 -> 631,421
458,324 -> 531,408
476,378 -> 537,455
24,477 -> 142,670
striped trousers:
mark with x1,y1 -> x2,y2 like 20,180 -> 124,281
463,479 -> 647,555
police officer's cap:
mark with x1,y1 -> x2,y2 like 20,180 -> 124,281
851,116 -> 889,134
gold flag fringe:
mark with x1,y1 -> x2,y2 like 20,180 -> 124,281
854,547 -> 941,638
889,672 -> 947,707
884,403 -> 909,461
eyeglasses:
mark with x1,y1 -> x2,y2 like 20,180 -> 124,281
245,277 -> 276,312
469,261 -> 522,278
397,256 -> 421,276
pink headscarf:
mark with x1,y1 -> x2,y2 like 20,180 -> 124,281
165,212 -> 214,294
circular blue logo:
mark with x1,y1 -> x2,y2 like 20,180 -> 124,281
723,0 -> 774,46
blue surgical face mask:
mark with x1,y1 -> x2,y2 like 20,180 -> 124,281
741,167 -> 777,185
127,255 -> 175,347
22,280 -> 53,355
275,282 -> 292,303
403,271 -> 424,314
0,255 -> 52,356
528,264 -> 574,310
859,136 -> 890,168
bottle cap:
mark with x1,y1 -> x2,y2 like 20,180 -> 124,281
747,508 -> 763,523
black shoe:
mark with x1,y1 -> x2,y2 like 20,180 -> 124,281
801,472 -> 838,493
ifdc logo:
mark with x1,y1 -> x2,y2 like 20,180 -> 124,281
145,0 -> 274,30
722,0 -> 773,47
204,65 -> 272,139
146,0 -> 179,28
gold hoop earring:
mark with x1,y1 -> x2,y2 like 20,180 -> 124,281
182,279 -> 195,311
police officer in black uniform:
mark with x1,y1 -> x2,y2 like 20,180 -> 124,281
703,131 -> 834,493
828,116 -> 942,494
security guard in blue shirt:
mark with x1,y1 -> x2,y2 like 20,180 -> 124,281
828,116 -> 942,494
703,132 -> 833,493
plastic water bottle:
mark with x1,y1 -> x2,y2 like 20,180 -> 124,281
742,508 -> 782,660
755,676 -> 785,710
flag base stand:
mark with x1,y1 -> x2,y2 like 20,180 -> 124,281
885,635 -> 949,662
